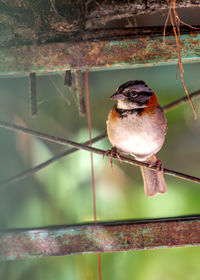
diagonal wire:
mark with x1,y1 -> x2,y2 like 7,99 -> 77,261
0,119 -> 200,185
0,132 -> 106,189
162,89 -> 200,111
0,89 -> 200,189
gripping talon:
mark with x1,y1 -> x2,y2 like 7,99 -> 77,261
149,156 -> 163,174
103,147 -> 121,168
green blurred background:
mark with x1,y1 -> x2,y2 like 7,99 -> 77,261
0,63 -> 200,279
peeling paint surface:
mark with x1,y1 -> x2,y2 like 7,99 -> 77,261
0,216 -> 200,260
0,34 -> 200,77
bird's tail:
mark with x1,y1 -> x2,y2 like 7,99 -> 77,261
140,156 -> 167,197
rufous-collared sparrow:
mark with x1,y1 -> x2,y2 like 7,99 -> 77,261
106,80 -> 167,196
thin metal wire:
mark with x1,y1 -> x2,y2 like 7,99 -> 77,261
85,69 -> 102,280
85,70 -> 97,224
163,89 -> 200,111
0,133 -> 106,189
0,119 -> 200,185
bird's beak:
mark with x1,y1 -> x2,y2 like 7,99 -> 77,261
110,91 -> 124,100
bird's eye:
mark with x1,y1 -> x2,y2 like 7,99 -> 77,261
130,92 -> 137,98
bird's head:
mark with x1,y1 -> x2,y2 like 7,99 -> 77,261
110,80 -> 158,110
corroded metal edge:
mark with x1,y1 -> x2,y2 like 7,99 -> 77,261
1,216 -> 200,261
1,0 -> 199,48
0,33 -> 200,77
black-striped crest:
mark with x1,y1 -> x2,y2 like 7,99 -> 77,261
111,80 -> 153,106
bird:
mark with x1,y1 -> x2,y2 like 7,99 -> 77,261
106,80 -> 168,197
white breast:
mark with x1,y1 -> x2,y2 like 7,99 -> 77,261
107,107 -> 167,160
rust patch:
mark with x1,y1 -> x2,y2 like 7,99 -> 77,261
0,34 -> 200,76
1,216 -> 200,260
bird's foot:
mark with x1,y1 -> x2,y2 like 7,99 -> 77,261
149,156 -> 163,173
103,147 -> 121,168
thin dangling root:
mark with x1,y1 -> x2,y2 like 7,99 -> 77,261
164,0 -> 197,120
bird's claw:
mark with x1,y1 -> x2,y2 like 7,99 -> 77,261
103,147 -> 121,168
149,157 -> 163,173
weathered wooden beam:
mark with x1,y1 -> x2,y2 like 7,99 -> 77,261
0,216 -> 200,260
0,33 -> 200,77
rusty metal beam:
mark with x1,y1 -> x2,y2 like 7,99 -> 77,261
1,0 -> 199,48
1,216 -> 200,261
0,33 -> 200,77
